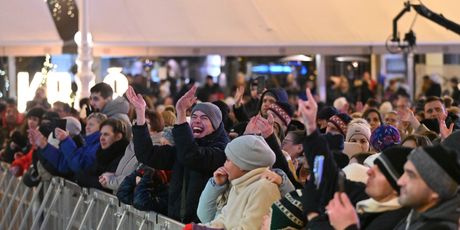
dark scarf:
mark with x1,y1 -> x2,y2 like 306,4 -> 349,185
95,138 -> 129,174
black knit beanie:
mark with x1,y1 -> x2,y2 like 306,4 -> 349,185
374,146 -> 413,192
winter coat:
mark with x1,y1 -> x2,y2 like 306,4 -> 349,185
60,131 -> 101,173
394,194 -> 460,230
303,129 -> 368,229
197,168 -> 294,224
132,122 -> 229,223
75,139 -> 129,191
208,167 -> 281,229
104,141 -> 138,191
116,167 -> 169,214
10,146 -> 36,176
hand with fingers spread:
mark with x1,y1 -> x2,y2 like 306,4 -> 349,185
176,85 -> 198,124
54,128 -> 69,141
259,169 -> 282,186
244,116 -> 260,135
213,167 -> 228,186
438,115 -> 454,140
298,88 -> 318,135
234,85 -> 245,108
397,107 -> 420,129
255,114 -> 274,138
126,86 -> 147,125
326,192 -> 360,230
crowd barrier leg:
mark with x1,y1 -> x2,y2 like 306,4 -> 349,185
28,182 -> 55,230
78,197 -> 95,230
0,176 -> 24,228
39,182 -> 62,230
8,183 -> 38,230
64,192 -> 84,230
17,183 -> 44,230
138,217 -> 147,230
0,172 -> 15,211
115,210 -> 128,230
95,203 -> 111,230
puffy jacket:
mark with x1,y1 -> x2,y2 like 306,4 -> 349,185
60,131 -> 101,173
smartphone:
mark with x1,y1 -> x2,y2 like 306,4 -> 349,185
256,76 -> 266,94
313,155 -> 325,189
338,171 -> 346,193
52,119 -> 67,138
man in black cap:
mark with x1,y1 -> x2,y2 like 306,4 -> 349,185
394,145 -> 460,229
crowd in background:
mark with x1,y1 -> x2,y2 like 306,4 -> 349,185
0,71 -> 459,229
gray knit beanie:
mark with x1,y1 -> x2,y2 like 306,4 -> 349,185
408,145 -> 460,200
225,135 -> 276,171
191,102 -> 222,130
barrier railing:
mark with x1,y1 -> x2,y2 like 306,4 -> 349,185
0,163 -> 184,230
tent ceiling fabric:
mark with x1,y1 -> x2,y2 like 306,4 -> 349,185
0,0 -> 62,56
88,0 -> 460,56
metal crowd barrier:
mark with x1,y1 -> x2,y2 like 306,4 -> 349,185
0,163 -> 184,230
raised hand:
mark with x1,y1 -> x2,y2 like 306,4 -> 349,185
234,85 -> 245,108
176,85 -> 198,113
126,86 -> 147,112
255,114 -> 274,138
244,116 -> 260,135
54,128 -> 69,141
438,115 -> 454,140
213,167 -> 229,186
326,192 -> 360,230
28,128 -> 48,149
298,88 -> 317,135
126,86 -> 147,125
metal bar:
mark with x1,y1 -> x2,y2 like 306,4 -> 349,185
8,186 -> 31,230
39,184 -> 62,230
29,182 -> 55,230
0,176 -> 24,228
64,194 -> 84,230
138,218 -> 146,230
115,210 -> 127,230
95,204 -> 111,230
17,183 -> 43,230
78,198 -> 95,230
0,173 -> 15,210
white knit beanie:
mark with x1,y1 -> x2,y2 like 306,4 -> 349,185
225,135 -> 276,171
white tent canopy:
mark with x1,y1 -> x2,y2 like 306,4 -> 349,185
87,0 -> 460,56
1,0 -> 460,56
0,0 -> 62,56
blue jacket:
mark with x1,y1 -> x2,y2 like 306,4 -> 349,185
60,131 -> 101,173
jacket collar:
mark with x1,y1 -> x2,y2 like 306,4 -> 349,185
231,167 -> 269,190
196,123 -> 229,148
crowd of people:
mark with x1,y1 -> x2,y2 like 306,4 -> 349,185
0,73 -> 459,229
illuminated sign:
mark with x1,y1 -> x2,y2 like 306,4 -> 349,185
17,69 -> 129,113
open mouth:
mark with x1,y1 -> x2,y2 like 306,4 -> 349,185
192,127 -> 203,134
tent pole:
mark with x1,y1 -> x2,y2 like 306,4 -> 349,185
316,54 -> 326,102
407,51 -> 415,100
75,0 -> 95,101
7,56 -> 16,99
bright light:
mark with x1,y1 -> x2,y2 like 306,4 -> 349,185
17,72 -> 44,113
352,62 -> 359,68
103,67 -> 129,98
17,70 -> 129,112
74,31 -> 93,47
46,72 -> 72,105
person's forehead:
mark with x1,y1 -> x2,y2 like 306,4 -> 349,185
192,110 -> 208,117
90,92 -> 102,97
263,95 -> 276,101
425,100 -> 443,109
